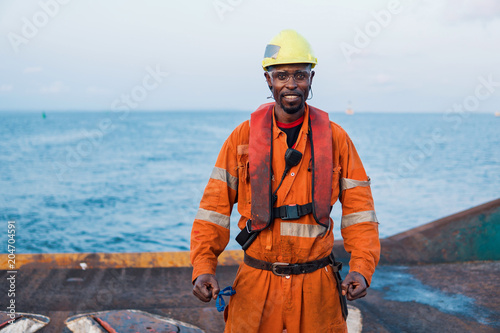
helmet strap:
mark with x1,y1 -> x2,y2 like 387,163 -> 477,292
307,86 -> 313,100
267,85 -> 275,99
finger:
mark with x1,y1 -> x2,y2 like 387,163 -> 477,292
194,285 -> 211,302
350,284 -> 366,297
207,277 -> 220,299
194,284 -> 212,302
212,286 -> 220,300
350,290 -> 368,300
348,284 -> 355,295
341,280 -> 349,295
345,284 -> 355,300
192,288 -> 210,302
202,285 -> 213,299
348,285 -> 368,300
193,290 -> 206,302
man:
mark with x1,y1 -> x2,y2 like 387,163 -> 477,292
191,29 -> 380,332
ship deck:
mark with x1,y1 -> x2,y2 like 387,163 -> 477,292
2,198 -> 499,332
1,261 -> 499,332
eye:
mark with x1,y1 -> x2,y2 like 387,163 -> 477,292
295,73 -> 306,81
277,72 -> 288,81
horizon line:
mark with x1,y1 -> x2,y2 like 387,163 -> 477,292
0,109 -> 498,114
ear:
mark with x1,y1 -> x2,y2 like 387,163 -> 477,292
264,71 -> 273,89
310,71 -> 315,86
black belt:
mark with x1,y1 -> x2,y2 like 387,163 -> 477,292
272,203 -> 312,220
244,252 -> 333,277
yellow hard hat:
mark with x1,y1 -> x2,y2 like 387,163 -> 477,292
262,29 -> 317,71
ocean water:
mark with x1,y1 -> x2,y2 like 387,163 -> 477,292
0,111 -> 499,253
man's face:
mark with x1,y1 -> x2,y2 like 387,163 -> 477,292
265,63 -> 314,115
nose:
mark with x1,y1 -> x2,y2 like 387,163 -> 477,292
286,77 -> 298,89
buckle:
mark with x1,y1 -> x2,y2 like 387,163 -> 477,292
245,219 -> 252,233
271,262 -> 290,277
282,205 -> 299,220
329,258 -> 343,273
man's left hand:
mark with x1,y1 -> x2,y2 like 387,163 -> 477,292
341,271 -> 368,301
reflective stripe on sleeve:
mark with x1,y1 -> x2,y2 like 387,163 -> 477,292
340,177 -> 371,191
341,210 -> 378,229
195,208 -> 230,229
280,222 -> 327,238
210,167 -> 238,191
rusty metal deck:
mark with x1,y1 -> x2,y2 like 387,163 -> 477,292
1,198 -> 499,332
1,262 -> 499,332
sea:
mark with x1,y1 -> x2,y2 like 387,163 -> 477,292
0,110 -> 499,254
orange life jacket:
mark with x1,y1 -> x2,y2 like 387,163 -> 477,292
248,102 -> 333,231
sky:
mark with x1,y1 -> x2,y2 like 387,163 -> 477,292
0,0 -> 499,113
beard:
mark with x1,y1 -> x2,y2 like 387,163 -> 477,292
279,94 -> 305,114
281,101 -> 304,114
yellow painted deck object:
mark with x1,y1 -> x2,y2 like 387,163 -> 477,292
1,250 -> 243,270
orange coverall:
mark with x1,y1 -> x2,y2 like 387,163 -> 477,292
191,104 -> 380,332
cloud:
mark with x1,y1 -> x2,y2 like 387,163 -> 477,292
40,81 -> 68,94
443,0 -> 500,22
0,84 -> 13,92
24,67 -> 43,74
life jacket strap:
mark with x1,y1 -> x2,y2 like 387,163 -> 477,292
236,202 -> 313,249
272,203 -> 313,220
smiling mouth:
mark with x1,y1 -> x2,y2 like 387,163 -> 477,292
282,94 -> 301,102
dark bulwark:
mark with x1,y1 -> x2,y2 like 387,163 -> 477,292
334,197 -> 500,265
1,198 -> 499,332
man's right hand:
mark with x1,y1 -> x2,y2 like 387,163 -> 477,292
192,274 -> 220,302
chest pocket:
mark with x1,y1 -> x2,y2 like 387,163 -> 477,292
237,144 -> 251,215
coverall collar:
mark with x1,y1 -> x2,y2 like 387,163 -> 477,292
272,103 -> 311,140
